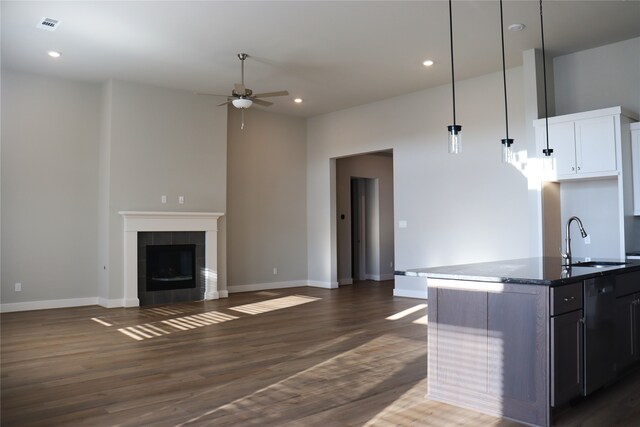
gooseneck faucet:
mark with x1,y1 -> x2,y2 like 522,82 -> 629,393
562,216 -> 588,266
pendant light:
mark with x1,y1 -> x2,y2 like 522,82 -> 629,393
447,0 -> 462,154
539,0 -> 554,168
499,0 -> 513,163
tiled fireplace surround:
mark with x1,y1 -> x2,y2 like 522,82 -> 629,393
119,211 -> 225,307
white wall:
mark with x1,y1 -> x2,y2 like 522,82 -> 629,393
1,71 -> 101,307
336,154 -> 394,284
553,36 -> 640,257
560,179 -> 621,259
102,80 -> 228,304
554,37 -> 640,116
307,67 -> 532,296
226,107 -> 307,292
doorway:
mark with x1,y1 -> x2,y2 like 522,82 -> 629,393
335,151 -> 394,286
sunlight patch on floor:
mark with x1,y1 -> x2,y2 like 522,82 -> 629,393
386,303 -> 427,320
228,295 -> 321,315
91,317 -> 112,327
413,315 -> 428,325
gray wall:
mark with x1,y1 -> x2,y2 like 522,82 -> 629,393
226,107 -> 307,291
307,66 -> 532,295
1,71 -> 101,304
0,73 -> 227,309
102,80 -> 227,303
554,37 -> 640,116
336,154 -> 394,283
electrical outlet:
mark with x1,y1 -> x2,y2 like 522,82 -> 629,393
178,196 -> 184,204
161,195 -> 167,204
585,235 -> 591,245
273,267 -> 278,275
15,283 -> 22,292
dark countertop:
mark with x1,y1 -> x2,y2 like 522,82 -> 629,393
406,257 -> 640,286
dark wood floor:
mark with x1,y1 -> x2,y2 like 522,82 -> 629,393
1,281 -> 638,426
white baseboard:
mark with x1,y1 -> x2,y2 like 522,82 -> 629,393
366,274 -> 395,281
1,297 -> 99,313
97,298 -> 126,308
228,280 -> 309,294
339,278 -> 353,285
219,290 -> 229,298
393,288 -> 428,300
307,280 -> 339,289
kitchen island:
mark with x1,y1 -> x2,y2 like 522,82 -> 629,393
407,257 -> 640,427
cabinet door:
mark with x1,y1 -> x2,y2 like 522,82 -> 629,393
615,294 -> 637,371
548,122 -> 577,176
551,310 -> 583,407
575,115 -> 617,174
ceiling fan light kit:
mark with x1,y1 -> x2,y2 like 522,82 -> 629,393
232,98 -> 253,109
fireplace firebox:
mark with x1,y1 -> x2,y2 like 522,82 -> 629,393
137,231 -> 206,306
146,244 -> 196,291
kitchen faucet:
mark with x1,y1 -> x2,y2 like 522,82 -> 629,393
562,216 -> 588,266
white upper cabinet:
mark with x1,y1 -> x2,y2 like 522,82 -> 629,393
535,108 -> 622,181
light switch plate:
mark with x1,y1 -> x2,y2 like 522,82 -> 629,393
399,220 -> 407,229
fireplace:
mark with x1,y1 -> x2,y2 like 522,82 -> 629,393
146,244 -> 196,291
119,211 -> 224,308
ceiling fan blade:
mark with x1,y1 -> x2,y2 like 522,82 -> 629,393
197,92 -> 231,97
251,90 -> 289,98
234,83 -> 246,94
217,101 -> 231,107
252,98 -> 274,107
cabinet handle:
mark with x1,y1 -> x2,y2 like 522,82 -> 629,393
577,166 -> 581,171
564,296 -> 576,302
572,166 -> 575,171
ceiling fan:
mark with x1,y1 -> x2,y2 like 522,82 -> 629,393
217,53 -> 289,129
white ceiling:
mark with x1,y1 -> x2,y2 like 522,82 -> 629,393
2,1 -> 639,118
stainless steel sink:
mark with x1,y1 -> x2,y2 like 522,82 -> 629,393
570,261 -> 627,268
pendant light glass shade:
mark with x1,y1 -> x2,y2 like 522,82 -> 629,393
501,138 -> 514,163
447,0 -> 461,154
448,125 -> 462,154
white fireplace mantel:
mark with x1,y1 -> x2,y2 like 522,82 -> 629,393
119,211 -> 224,307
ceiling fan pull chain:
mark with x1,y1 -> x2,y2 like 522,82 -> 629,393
241,109 -> 245,130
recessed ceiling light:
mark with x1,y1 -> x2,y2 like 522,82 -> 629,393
508,23 -> 526,32
48,51 -> 61,58
294,98 -> 303,104
423,59 -> 435,67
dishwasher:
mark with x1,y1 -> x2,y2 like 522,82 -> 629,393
583,276 -> 617,395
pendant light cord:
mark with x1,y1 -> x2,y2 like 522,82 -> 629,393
449,0 -> 457,126
540,0 -> 551,154
500,0 -> 509,140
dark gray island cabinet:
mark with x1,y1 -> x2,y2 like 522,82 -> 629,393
407,258 -> 640,427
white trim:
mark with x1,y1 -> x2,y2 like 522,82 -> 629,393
393,289 -> 428,300
97,298 -> 126,308
219,290 -> 229,298
1,297 -> 99,313
308,280 -> 339,289
339,277 -> 353,285
228,281 -> 308,294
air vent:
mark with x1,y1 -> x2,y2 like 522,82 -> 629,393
36,17 -> 61,31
